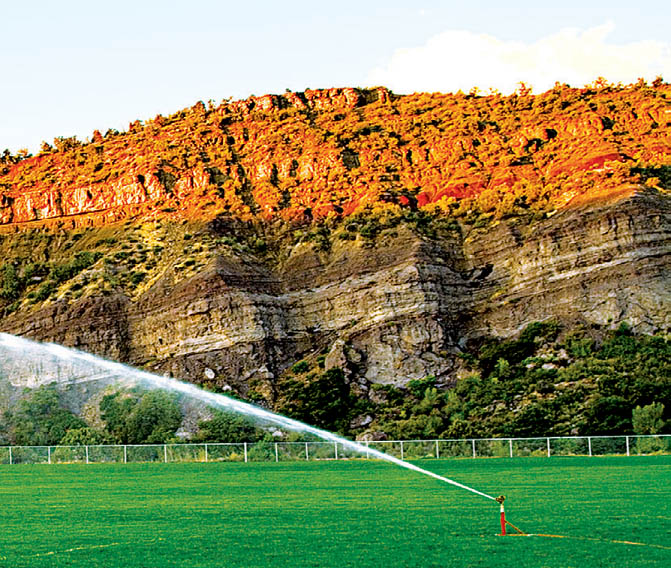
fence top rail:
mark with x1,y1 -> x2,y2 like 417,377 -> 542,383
0,433 -> 668,452
354,435 -> 670,443
349,435 -> 670,444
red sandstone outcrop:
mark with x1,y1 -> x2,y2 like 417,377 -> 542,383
1,84 -> 668,230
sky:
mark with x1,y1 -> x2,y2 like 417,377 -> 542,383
2,0 -> 671,153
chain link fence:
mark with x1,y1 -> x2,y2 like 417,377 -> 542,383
0,435 -> 669,465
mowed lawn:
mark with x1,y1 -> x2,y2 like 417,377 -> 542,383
0,456 -> 669,567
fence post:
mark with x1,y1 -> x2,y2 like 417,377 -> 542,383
244,442 -> 248,463
334,442 -> 338,460
164,445 -> 168,463
400,441 -> 404,460
305,442 -> 309,461
625,436 -> 630,457
472,439 -> 476,458
48,446 -> 51,465
86,445 -> 89,465
509,439 -> 513,458
124,445 -> 127,464
547,437 -> 551,457
436,440 -> 440,460
274,443 -> 279,463
588,437 -> 592,457
9,446 -> 12,465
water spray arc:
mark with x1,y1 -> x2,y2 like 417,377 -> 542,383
0,333 -> 507,522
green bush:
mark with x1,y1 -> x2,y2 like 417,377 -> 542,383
0,263 -> 21,300
195,410 -> 261,443
633,402 -> 665,434
276,368 -> 356,434
34,281 -> 55,302
477,321 -> 559,375
291,361 -> 310,374
407,376 -> 437,398
60,427 -> 108,445
3,385 -> 86,445
129,271 -> 146,285
50,251 -> 102,283
100,389 -> 182,444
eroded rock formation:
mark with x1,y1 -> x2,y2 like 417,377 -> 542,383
2,189 -> 668,390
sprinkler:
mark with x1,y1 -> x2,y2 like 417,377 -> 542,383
496,495 -> 506,535
495,495 -> 526,536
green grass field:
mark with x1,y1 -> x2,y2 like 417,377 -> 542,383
0,456 -> 669,567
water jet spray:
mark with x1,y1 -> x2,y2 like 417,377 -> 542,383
0,333 -> 513,532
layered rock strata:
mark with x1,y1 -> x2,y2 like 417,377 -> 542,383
2,190 -> 669,389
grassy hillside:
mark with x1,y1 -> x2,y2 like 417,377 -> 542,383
271,322 -> 670,439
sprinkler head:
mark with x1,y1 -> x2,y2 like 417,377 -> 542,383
495,495 -> 506,504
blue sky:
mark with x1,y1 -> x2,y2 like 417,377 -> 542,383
2,0 -> 670,152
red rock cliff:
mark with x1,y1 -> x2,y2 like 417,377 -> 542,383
1,83 -> 670,230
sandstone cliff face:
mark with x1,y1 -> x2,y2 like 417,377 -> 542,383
2,190 -> 668,389
464,190 -> 671,337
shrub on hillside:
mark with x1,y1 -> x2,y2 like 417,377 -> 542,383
100,389 -> 182,444
50,251 -> 102,283
276,368 -> 357,434
633,402 -> 665,435
2,385 -> 86,446
194,410 -> 261,443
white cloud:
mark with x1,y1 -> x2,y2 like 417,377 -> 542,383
367,23 -> 671,94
